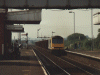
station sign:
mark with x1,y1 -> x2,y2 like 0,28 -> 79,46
6,25 -> 24,32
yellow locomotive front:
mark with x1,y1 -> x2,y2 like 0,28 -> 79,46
48,36 -> 64,50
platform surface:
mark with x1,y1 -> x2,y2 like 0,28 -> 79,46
0,49 -> 45,75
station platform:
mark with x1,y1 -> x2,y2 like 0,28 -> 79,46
0,48 -> 45,75
67,49 -> 100,58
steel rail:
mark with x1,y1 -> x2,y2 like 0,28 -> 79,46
33,48 -> 71,75
32,49 -> 50,75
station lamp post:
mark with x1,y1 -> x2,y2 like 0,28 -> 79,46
69,11 -> 76,49
91,9 -> 93,51
69,11 -> 75,35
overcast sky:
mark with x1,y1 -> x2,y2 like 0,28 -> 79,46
12,9 -> 100,40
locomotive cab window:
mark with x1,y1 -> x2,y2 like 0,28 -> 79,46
52,39 -> 63,44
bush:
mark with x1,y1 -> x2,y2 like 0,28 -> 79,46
82,39 -> 92,50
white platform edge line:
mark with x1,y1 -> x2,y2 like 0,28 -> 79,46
66,50 -> 100,60
32,49 -> 48,75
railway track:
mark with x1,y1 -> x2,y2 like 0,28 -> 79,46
33,48 -> 70,75
28,45 -> 100,75
60,55 -> 100,75
33,46 -> 96,75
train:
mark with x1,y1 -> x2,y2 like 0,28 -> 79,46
35,35 -> 64,53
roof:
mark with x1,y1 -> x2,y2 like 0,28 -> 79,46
52,35 -> 63,39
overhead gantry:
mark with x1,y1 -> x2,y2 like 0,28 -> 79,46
0,0 -> 100,9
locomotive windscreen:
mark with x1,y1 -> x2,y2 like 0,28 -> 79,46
52,38 -> 63,44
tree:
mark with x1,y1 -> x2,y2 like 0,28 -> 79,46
95,33 -> 100,49
83,39 -> 92,50
67,33 -> 87,42
96,33 -> 100,40
98,28 -> 100,32
65,33 -> 87,49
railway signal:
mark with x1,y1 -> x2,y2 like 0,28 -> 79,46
21,33 -> 28,49
52,31 -> 55,37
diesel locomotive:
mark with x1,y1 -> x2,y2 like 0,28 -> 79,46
35,35 -> 64,52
